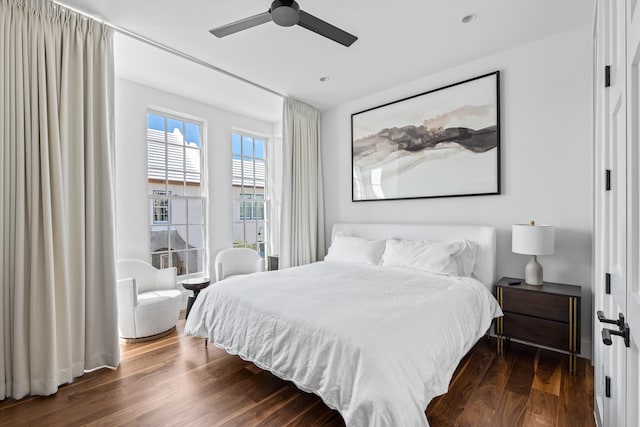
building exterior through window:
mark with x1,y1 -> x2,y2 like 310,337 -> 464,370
147,110 -> 206,277
152,190 -> 171,223
232,132 -> 267,257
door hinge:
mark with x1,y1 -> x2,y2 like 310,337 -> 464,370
605,273 -> 611,294
605,65 -> 611,87
606,170 -> 611,191
605,376 -> 611,397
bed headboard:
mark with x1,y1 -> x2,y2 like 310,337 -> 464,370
331,223 -> 497,288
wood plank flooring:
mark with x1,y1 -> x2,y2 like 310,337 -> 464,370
0,321 -> 594,426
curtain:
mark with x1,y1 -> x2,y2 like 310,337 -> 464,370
0,0 -> 119,399
267,134 -> 282,259
280,97 -> 325,269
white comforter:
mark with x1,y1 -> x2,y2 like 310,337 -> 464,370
184,261 -> 502,427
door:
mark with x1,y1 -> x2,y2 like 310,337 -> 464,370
606,0 -> 628,425
595,0 -> 640,426
625,0 -> 640,424
594,3 -> 608,423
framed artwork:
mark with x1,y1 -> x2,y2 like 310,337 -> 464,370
351,71 -> 500,202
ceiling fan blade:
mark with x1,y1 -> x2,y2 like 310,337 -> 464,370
209,11 -> 272,38
297,10 -> 357,47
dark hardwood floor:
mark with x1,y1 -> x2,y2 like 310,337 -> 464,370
0,320 -> 594,426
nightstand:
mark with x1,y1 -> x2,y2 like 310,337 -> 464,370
494,277 -> 581,375
267,255 -> 279,271
182,277 -> 211,320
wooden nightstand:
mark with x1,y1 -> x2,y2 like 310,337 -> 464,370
494,277 -> 581,374
182,277 -> 211,320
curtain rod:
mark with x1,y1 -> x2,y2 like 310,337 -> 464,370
52,1 -> 286,99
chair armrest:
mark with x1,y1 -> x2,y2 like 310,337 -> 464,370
255,258 -> 265,273
116,277 -> 138,306
215,262 -> 224,282
156,266 -> 178,290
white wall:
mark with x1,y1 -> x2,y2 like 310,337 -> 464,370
321,26 -> 594,357
115,78 -> 275,279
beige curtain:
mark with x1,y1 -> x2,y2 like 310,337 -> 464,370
280,97 -> 325,268
0,0 -> 119,399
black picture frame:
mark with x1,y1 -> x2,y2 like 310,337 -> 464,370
351,71 -> 501,202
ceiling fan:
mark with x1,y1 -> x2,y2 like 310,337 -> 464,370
209,0 -> 358,47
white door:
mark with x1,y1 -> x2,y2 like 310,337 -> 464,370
595,0 -> 633,426
594,2 -> 608,422
607,0 -> 628,424
595,0 -> 640,425
624,0 -> 640,424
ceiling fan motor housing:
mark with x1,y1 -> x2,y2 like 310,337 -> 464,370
270,0 -> 300,27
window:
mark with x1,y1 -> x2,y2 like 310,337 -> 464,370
239,193 -> 265,220
232,132 -> 267,257
147,110 -> 206,277
152,190 -> 171,223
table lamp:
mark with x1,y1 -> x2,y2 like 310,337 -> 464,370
512,220 -> 554,285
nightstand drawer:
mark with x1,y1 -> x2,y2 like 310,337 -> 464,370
503,313 -> 570,351
501,287 -> 569,322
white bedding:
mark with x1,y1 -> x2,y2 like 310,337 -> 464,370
184,261 -> 502,427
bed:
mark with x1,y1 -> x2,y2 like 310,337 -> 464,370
184,223 -> 503,427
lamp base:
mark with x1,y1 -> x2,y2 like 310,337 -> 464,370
524,255 -> 544,285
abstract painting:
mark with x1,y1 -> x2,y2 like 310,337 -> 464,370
351,71 -> 500,201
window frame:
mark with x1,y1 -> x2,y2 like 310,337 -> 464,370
152,190 -> 171,224
232,131 -> 268,258
147,109 -> 207,279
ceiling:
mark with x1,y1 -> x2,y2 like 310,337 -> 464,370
58,0 -> 594,124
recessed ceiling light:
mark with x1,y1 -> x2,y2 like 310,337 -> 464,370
319,76 -> 330,82
461,13 -> 477,24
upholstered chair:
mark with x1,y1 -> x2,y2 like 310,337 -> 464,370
214,248 -> 265,282
116,259 -> 183,342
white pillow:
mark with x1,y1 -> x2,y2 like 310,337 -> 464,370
325,234 -> 386,265
453,239 -> 479,277
381,239 -> 478,276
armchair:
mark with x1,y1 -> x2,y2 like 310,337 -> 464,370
215,248 -> 265,281
116,259 -> 183,341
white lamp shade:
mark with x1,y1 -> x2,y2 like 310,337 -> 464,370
512,224 -> 554,255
